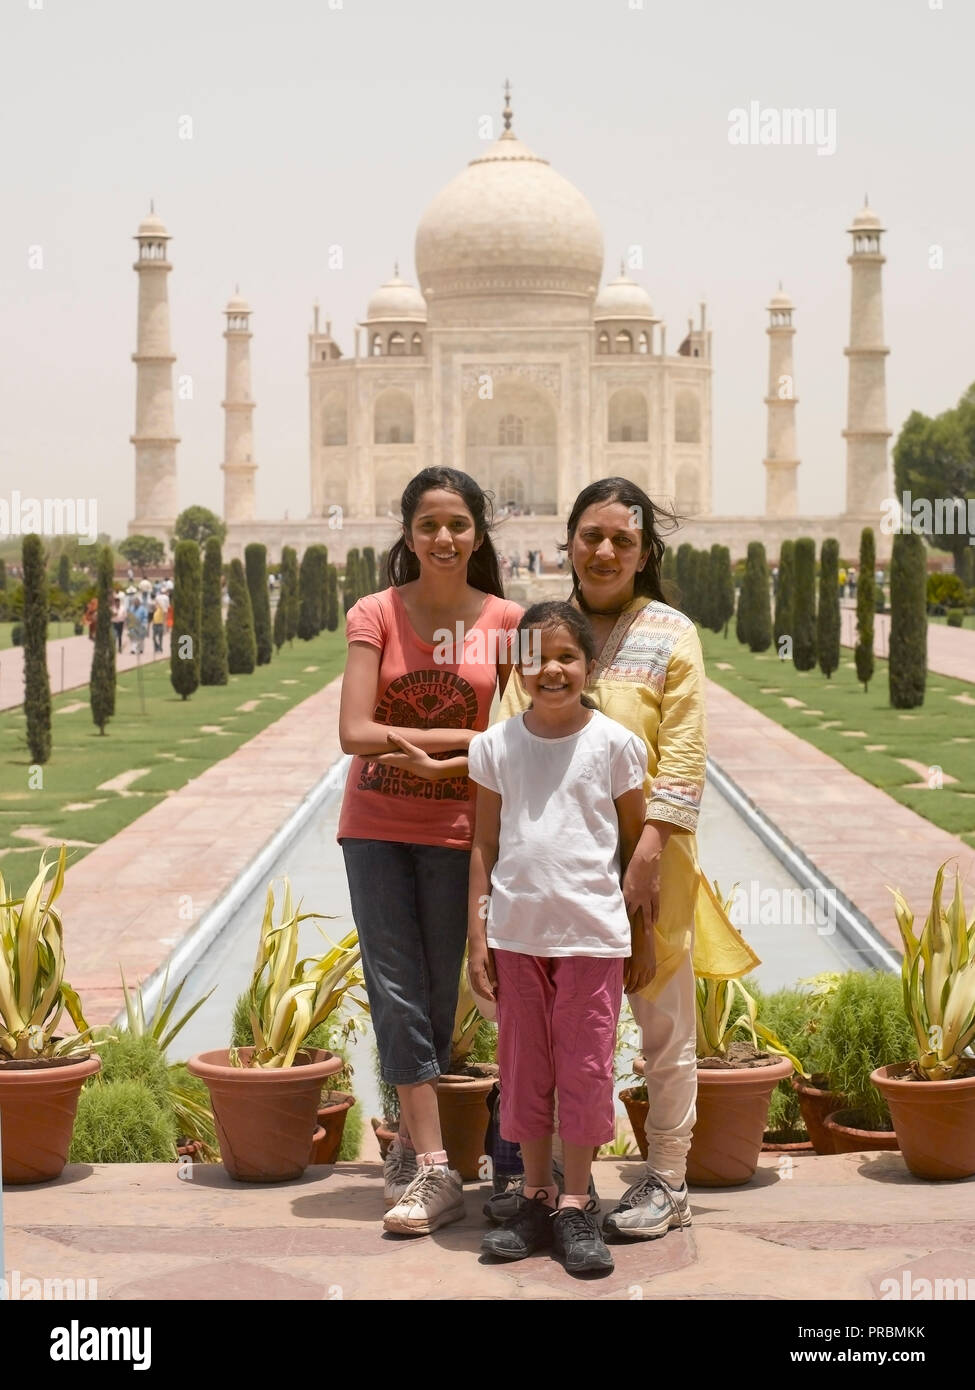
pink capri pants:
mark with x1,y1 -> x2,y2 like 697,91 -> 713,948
494,950 -> 624,1148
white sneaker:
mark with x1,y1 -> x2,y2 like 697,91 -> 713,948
383,1135 -> 418,1209
383,1164 -> 465,1236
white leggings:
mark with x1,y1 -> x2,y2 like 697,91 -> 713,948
627,951 -> 697,1187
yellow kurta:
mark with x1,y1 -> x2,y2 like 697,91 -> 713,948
496,594 -> 758,999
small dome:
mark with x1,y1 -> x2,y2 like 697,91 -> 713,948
594,271 -> 654,321
365,271 -> 426,323
136,211 -> 170,238
769,284 -> 793,308
850,201 -> 883,231
225,292 -> 251,313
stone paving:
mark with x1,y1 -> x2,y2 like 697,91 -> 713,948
0,632 -> 169,712
4,1153 -> 970,1301
840,603 -> 975,684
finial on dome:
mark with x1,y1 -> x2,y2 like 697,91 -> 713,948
619,257 -> 625,277
394,260 -> 399,277
502,78 -> 513,133
150,199 -> 154,214
235,282 -> 240,294
778,279 -> 783,290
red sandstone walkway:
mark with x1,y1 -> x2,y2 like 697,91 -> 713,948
0,632 -> 168,711
706,679 -> 975,949
840,603 -> 975,684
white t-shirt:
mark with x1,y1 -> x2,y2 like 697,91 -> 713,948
467,709 -> 648,958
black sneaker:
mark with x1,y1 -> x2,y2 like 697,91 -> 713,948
552,1200 -> 614,1274
481,1192 -> 555,1261
482,1172 -> 526,1224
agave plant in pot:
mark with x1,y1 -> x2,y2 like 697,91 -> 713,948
871,865 -> 975,1180
0,846 -> 101,1183
187,878 -> 365,1182
688,973 -> 806,1187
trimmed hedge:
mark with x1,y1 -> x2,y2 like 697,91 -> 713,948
90,544 -> 116,733
200,537 -> 228,686
854,527 -> 876,692
817,538 -> 841,679
22,533 -> 52,762
170,540 -> 202,700
889,530 -> 927,709
792,537 -> 817,671
246,542 -> 273,666
226,557 -> 257,674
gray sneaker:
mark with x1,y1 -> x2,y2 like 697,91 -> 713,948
383,1164 -> 465,1236
383,1135 -> 418,1210
603,1169 -> 692,1240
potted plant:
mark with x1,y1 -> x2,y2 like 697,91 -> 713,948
688,971 -> 805,1186
871,865 -> 975,1179
187,878 -> 364,1182
0,846 -> 101,1183
435,961 -> 498,1181
758,979 -> 836,1152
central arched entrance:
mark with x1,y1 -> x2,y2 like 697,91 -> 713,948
465,380 -> 558,514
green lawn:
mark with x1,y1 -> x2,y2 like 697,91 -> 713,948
1,619 -> 81,649
0,627 -> 348,899
928,613 -> 975,629
700,627 -> 975,853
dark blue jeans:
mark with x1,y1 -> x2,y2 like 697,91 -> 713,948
341,839 -> 470,1086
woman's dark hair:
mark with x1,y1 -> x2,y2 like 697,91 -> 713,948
384,467 -> 504,597
561,477 -> 679,608
516,600 -> 598,709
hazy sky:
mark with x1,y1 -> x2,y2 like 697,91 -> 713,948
2,0 -> 973,540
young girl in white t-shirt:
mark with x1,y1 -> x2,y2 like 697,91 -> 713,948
467,600 -> 654,1276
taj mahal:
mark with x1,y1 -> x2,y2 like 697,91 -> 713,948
128,87 -> 894,563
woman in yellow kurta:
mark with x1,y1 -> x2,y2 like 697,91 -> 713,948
497,477 -> 756,1240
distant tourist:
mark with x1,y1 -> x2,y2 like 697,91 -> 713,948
151,597 -> 166,653
111,592 -> 127,652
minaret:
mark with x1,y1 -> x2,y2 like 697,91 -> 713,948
763,284 -> 799,517
220,289 -> 257,523
843,200 -> 891,516
129,207 -> 179,539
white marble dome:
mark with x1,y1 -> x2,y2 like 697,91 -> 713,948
136,211 -> 169,238
850,201 -> 883,230
594,271 -> 654,321
365,270 -> 427,323
414,129 -> 603,317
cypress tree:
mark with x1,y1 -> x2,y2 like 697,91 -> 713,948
57,553 -> 71,593
705,544 -> 724,632
889,531 -> 927,709
90,544 -> 116,733
277,546 -> 298,644
675,543 -> 694,617
170,540 -> 201,701
817,538 -> 841,678
854,527 -> 876,692
735,561 -> 749,644
297,547 -> 319,640
716,545 -> 735,636
792,537 -> 817,671
314,545 -> 328,632
0,558 -> 6,589
325,565 -> 339,631
22,534 -> 52,763
200,538 -> 228,686
741,542 -> 773,652
662,547 -> 676,582
774,540 -> 795,655
343,549 -> 361,616
245,543 -> 273,665
377,549 -> 389,590
226,558 -> 257,674
362,546 -> 377,596
272,582 -> 286,652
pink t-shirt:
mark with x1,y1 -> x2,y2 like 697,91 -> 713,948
337,586 -> 523,850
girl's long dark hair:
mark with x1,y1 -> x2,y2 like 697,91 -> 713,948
517,600 -> 599,709
383,467 -> 504,597
562,477 -> 679,608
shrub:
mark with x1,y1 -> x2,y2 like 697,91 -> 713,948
362,546 -> 377,596
338,1101 -> 363,1161
947,608 -> 965,627
11,623 -> 23,646
297,546 -> 322,639
810,971 -> 915,1131
57,553 -> 71,593
89,544 -> 116,733
226,558 -> 257,673
325,564 -> 339,632
343,549 -> 362,617
889,531 -> 927,709
740,542 -> 772,652
69,1079 -> 178,1163
773,540 -> 795,655
927,572 -> 966,608
94,1032 -> 171,1113
22,533 -> 52,763
273,546 -> 299,649
675,543 -> 694,617
792,537 -> 817,671
854,528 -> 876,692
246,543 -> 273,665
756,985 -> 826,1138
200,537 -> 228,686
170,540 -> 202,700
817,538 -> 841,678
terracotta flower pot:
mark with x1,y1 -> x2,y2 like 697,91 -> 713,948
187,1047 -> 343,1182
309,1091 -> 356,1166
791,1075 -> 847,1155
619,1086 -> 649,1160
687,1057 -> 794,1187
436,1072 -> 496,1181
822,1108 -> 898,1154
371,1116 -> 398,1161
761,1134 -> 814,1154
871,1064 -> 975,1180
0,1053 -> 101,1184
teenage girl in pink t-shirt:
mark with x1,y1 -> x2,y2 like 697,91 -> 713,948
338,466 -> 521,1237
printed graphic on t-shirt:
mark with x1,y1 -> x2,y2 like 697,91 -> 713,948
358,668 -> 478,802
